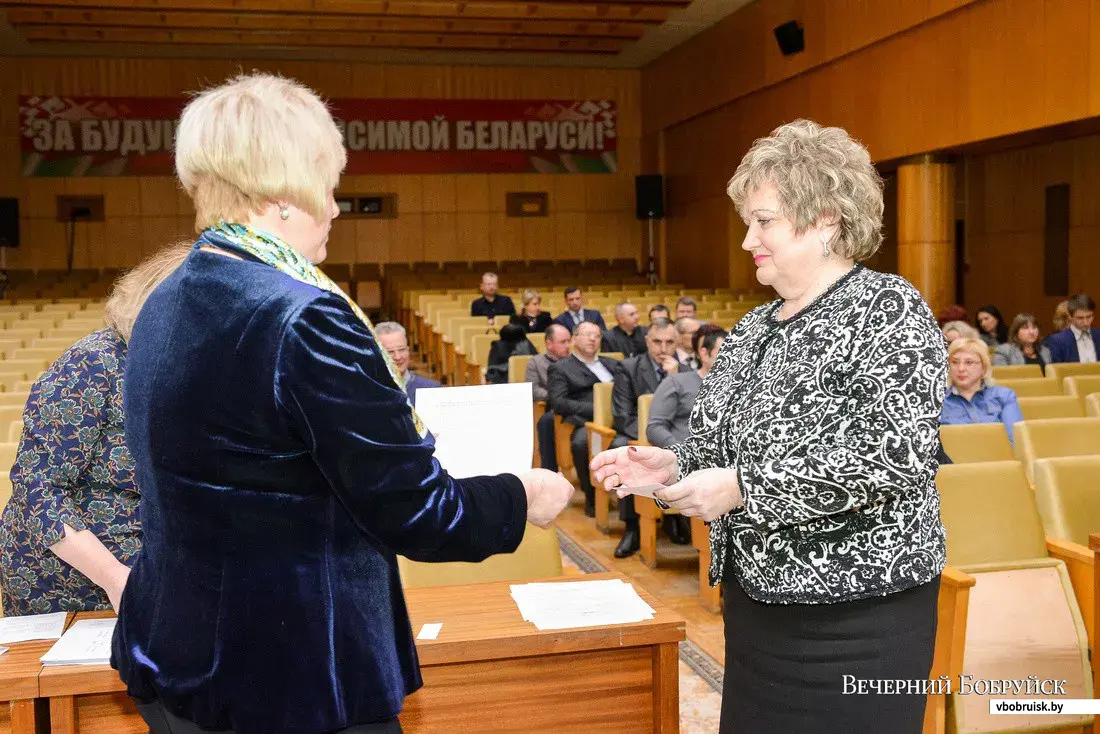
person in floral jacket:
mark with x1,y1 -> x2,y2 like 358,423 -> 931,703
0,244 -> 189,616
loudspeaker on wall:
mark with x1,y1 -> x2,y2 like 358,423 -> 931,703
635,174 -> 664,220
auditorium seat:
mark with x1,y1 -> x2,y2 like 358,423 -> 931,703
0,406 -> 22,445
1033,456 -> 1100,547
397,525 -> 562,589
634,394 -> 672,568
936,460 -> 1094,646
0,393 -> 29,409
1014,418 -> 1100,483
994,377 -> 1063,398
584,382 -> 617,534
991,364 -> 1044,380
508,355 -> 534,385
0,372 -> 28,392
1047,362 -> 1100,386
939,424 -> 1014,463
13,347 -> 66,364
6,422 -> 20,444
1088,393 -> 1100,418
1064,376 -> 1100,412
1017,396 -> 1085,420
948,559 -> 1092,734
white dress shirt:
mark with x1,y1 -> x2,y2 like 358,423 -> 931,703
1072,326 -> 1097,363
574,353 -> 614,382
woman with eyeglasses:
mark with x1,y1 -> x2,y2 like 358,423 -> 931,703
940,337 -> 1024,444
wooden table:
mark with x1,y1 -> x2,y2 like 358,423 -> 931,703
39,574 -> 686,733
0,636 -> 58,734
37,611 -> 140,734
402,572 -> 686,733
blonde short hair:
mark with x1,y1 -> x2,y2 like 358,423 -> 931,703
947,338 -> 992,388
176,73 -> 347,230
941,320 -> 980,342
727,119 -> 884,261
521,289 -> 541,307
105,243 -> 192,342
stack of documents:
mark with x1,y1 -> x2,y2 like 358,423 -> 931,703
40,618 -> 116,666
0,611 -> 67,644
510,578 -> 655,630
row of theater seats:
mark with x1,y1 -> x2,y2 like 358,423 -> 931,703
0,298 -> 107,508
403,286 -> 768,385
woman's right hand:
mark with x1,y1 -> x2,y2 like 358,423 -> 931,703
590,446 -> 678,498
519,469 -> 575,528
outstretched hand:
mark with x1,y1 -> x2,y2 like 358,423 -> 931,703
590,445 -> 678,499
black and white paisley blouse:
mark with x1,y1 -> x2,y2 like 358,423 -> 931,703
669,265 -> 947,604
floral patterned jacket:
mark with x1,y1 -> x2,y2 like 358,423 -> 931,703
0,328 -> 140,615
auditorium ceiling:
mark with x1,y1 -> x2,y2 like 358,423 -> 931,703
0,0 -> 751,68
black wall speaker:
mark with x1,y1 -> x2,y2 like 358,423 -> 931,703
774,21 -> 805,56
0,198 -> 18,248
635,174 -> 664,220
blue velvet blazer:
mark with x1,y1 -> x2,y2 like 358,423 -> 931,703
111,245 -> 527,733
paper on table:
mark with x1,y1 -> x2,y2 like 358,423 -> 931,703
0,611 -> 67,644
417,623 -> 443,640
40,618 -> 116,666
414,383 -> 533,479
510,579 -> 655,631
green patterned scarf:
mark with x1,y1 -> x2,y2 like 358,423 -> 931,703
203,221 -> 427,437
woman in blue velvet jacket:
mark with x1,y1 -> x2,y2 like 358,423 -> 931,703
110,73 -> 574,734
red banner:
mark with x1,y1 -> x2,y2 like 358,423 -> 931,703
19,95 -> 618,176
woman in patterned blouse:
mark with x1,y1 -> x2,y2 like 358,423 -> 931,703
593,120 -> 947,733
0,245 -> 190,616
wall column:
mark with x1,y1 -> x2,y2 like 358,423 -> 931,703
896,155 -> 956,316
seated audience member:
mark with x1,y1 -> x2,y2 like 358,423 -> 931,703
526,324 -> 573,472
547,322 -> 618,517
510,288 -> 552,334
648,304 -> 671,324
1043,299 -> 1070,352
941,320 -> 980,348
374,322 -> 440,403
993,313 -> 1051,373
553,287 -> 606,332
647,324 -> 726,546
470,271 -> 515,319
648,324 -> 727,448
674,296 -> 698,320
1047,292 -> 1100,364
936,304 -> 968,328
975,304 -> 1008,347
610,318 -> 680,558
601,302 -> 647,357
941,338 -> 1024,445
0,244 -> 190,616
673,317 -> 700,371
485,323 -> 537,384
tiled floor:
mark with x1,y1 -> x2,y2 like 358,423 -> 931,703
555,497 -> 725,732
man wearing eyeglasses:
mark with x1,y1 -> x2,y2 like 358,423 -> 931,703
374,322 -> 440,404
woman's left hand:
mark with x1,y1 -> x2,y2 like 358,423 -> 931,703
653,467 -> 743,522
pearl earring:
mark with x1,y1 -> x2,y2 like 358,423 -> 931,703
279,206 -> 290,221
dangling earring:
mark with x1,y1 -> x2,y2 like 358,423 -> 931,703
820,235 -> 830,258
279,205 -> 290,221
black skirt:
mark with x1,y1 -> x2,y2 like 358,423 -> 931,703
720,575 -> 940,734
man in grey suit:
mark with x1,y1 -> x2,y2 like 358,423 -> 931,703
610,318 -> 680,557
548,322 -> 619,517
525,324 -> 573,471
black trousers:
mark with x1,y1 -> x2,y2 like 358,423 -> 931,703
136,702 -> 403,734
720,575 -> 940,734
536,410 -> 557,472
569,425 -> 593,498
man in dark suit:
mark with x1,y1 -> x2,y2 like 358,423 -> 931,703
374,321 -> 440,404
610,318 -> 681,557
601,302 -> 647,357
547,321 -> 618,517
470,272 -> 515,318
553,287 -> 607,332
1047,292 -> 1099,363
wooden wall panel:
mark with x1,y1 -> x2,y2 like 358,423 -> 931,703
964,133 -> 1100,331
653,0 -> 1100,293
0,57 -> 641,270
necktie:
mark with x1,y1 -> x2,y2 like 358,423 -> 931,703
573,311 -> 581,325
656,367 -> 667,382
